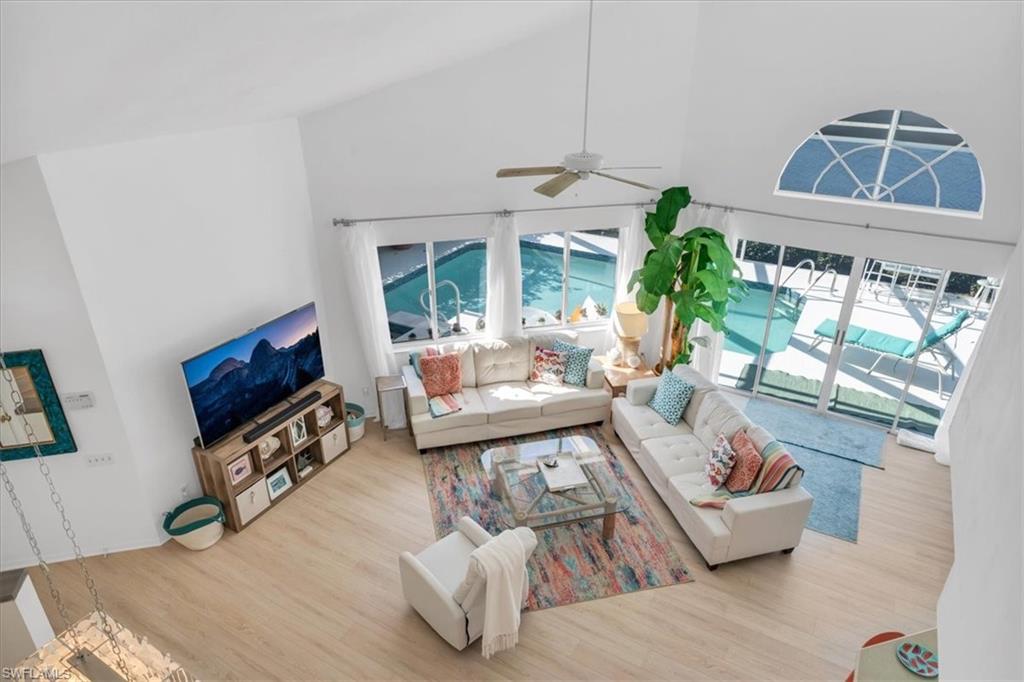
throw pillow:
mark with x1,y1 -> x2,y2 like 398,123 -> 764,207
751,440 -> 803,493
725,429 -> 763,493
420,352 -> 462,399
647,371 -> 696,425
552,339 -> 594,386
705,433 -> 737,487
530,348 -> 567,385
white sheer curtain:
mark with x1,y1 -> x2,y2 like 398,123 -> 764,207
339,222 -> 404,429
605,207 -> 650,350
485,212 -> 523,338
642,204 -> 735,379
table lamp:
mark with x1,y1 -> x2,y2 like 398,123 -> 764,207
613,302 -> 649,368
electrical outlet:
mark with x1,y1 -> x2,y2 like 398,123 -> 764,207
180,485 -> 190,500
86,453 -> 114,467
62,391 -> 96,410
362,386 -> 370,396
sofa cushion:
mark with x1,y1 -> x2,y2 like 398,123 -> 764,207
438,341 -> 477,388
692,391 -> 751,450
725,429 -> 763,494
639,435 -> 706,492
410,389 -> 488,434
530,347 -> 567,385
529,382 -> 611,417
647,371 -> 696,425
706,433 -> 737,487
474,337 -> 530,386
665,472 -> 732,561
744,424 -> 775,453
420,352 -> 462,398
528,331 -> 578,354
671,365 -> 717,426
478,382 -> 543,422
612,397 -> 694,456
553,339 -> 594,387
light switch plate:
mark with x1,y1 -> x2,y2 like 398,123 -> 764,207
62,392 -> 96,410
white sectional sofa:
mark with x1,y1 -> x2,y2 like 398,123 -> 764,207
612,365 -> 813,569
403,332 -> 611,450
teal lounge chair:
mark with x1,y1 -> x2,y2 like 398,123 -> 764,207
810,310 -> 970,397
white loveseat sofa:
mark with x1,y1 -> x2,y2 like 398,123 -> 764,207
402,332 -> 611,451
612,365 -> 813,569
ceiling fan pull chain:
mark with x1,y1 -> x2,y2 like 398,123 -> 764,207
581,0 -> 594,152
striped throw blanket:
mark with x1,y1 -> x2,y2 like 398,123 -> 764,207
428,393 -> 462,418
690,440 -> 803,509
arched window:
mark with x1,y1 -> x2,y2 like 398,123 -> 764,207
776,109 -> 984,216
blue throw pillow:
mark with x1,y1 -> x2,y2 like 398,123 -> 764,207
648,372 -> 696,425
553,339 -> 594,387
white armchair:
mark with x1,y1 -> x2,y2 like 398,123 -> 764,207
398,517 -> 537,650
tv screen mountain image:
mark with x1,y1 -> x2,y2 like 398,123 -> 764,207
183,303 -> 325,447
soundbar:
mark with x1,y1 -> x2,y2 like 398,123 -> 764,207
242,390 -> 322,443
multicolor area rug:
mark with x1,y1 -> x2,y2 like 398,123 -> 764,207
420,425 -> 693,611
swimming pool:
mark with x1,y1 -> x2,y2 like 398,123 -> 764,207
381,241 -> 616,336
724,281 -> 805,356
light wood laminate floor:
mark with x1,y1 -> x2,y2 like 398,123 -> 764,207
33,421 -> 952,680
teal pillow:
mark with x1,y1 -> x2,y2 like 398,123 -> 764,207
647,372 -> 696,425
553,339 -> 594,386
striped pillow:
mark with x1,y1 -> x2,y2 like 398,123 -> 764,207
751,441 -> 803,493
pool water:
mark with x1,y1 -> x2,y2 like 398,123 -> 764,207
724,281 -> 805,356
382,242 -> 615,331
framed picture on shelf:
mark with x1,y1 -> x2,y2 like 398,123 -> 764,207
289,417 -> 308,448
266,467 -> 292,500
227,453 -> 254,486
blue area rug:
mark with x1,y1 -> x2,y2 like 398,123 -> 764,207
743,398 -> 886,469
787,443 -> 862,542
742,399 -> 885,542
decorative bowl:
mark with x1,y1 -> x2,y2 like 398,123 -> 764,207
895,641 -> 938,678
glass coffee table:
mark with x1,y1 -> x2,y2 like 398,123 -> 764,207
480,435 -> 621,539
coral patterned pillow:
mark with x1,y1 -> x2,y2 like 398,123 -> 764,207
705,433 -> 737,488
419,352 -> 462,399
530,348 -> 567,385
725,429 -> 764,493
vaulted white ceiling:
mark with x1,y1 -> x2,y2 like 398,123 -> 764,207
0,0 -> 582,163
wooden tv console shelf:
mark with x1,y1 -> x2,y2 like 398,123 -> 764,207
191,379 -> 349,532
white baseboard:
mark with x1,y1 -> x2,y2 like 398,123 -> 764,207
0,535 -> 167,572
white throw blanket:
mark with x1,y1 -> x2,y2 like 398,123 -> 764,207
467,529 -> 530,658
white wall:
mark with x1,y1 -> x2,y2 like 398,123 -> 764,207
35,120 -> 323,534
682,1 -> 1021,275
299,1 -> 700,405
1,158 -> 160,569
936,231 -> 1023,679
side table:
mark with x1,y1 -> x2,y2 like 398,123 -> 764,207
375,375 -> 410,441
593,355 -> 656,398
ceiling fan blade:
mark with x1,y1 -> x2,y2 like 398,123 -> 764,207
599,165 -> 662,171
496,166 -> 565,178
534,172 -> 580,198
591,171 -> 659,191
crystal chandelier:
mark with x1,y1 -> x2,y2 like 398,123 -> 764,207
0,354 -> 194,681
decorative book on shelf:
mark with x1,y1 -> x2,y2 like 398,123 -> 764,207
191,379 -> 349,531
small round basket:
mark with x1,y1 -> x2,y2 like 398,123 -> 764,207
163,496 -> 225,551
345,402 -> 366,442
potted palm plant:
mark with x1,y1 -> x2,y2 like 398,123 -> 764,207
628,187 -> 748,371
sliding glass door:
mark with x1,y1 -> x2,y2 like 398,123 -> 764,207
753,247 -> 856,408
723,243 -> 994,435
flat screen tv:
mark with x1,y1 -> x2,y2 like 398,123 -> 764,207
182,303 -> 324,448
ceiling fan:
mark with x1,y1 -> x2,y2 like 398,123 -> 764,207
496,0 -> 660,198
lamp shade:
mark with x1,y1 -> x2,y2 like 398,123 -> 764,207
614,302 -> 649,337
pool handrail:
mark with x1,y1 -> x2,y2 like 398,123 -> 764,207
420,280 -> 464,333
780,258 -> 816,289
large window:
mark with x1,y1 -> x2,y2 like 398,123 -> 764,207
777,109 -> 984,215
520,229 -> 618,329
377,239 -> 487,343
